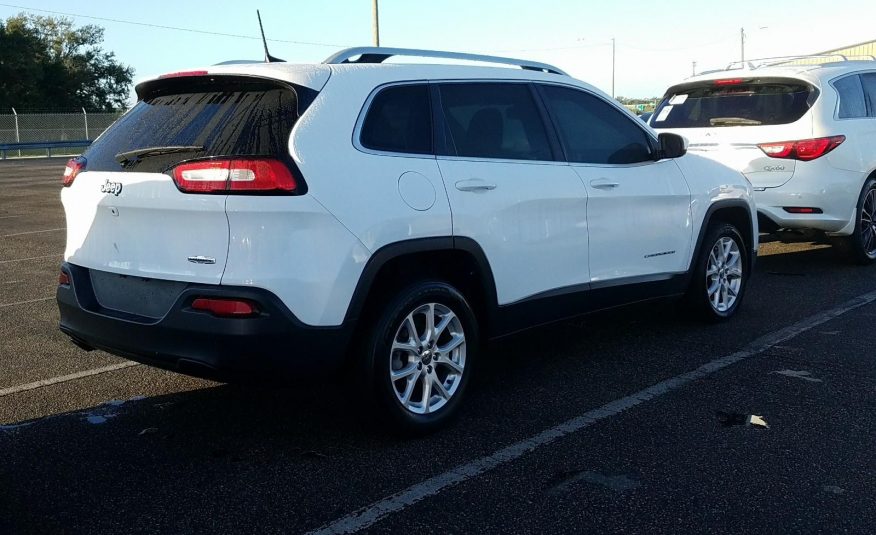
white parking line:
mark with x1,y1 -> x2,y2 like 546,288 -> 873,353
2,228 -> 65,238
0,297 -> 54,308
0,254 -> 63,264
0,215 -> 25,219
0,362 -> 140,397
308,288 -> 876,535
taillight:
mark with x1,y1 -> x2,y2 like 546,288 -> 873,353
191,298 -> 259,317
62,157 -> 86,187
757,136 -> 845,161
58,271 -> 71,286
170,158 -> 297,194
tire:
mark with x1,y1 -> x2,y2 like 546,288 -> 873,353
364,281 -> 479,434
685,222 -> 749,321
832,177 -> 876,265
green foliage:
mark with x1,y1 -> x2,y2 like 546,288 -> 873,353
0,13 -> 133,111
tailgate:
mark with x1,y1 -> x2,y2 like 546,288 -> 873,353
62,73 -> 306,284
62,170 -> 228,283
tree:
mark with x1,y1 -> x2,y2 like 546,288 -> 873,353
0,13 -> 133,111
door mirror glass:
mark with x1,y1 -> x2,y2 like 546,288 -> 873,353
658,132 -> 687,159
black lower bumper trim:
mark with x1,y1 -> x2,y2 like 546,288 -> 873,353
57,263 -> 351,382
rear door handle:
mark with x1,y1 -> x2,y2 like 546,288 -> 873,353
455,179 -> 497,192
590,179 -> 620,190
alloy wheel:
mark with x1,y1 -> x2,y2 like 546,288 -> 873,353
706,236 -> 743,313
389,303 -> 466,415
860,187 -> 876,258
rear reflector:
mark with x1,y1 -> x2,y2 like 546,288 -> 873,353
62,157 -> 86,187
59,271 -> 71,286
783,207 -> 823,214
191,298 -> 259,317
171,158 -> 297,194
159,70 -> 209,79
758,136 -> 845,161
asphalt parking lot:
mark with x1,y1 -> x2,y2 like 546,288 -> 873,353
1,157 -> 875,534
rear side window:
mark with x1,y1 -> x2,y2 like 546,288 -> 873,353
360,84 -> 432,154
438,83 -> 553,161
540,85 -> 653,165
652,79 -> 816,128
861,73 -> 876,117
834,75 -> 867,119
83,76 -> 300,173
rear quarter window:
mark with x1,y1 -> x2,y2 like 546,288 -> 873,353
834,75 -> 867,119
359,84 -> 432,154
652,78 -> 817,128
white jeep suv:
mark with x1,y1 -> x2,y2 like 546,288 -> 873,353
650,56 -> 876,263
57,47 -> 757,432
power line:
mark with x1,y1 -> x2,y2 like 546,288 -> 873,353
0,3 -> 352,48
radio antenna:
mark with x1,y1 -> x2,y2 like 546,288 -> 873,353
257,10 -> 284,63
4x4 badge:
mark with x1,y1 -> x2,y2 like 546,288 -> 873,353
100,180 -> 123,196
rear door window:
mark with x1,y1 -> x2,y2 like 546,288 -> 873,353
360,84 -> 432,154
437,83 -> 554,161
652,78 -> 816,128
83,76 -> 300,173
834,75 -> 867,119
860,73 -> 876,117
540,84 -> 653,165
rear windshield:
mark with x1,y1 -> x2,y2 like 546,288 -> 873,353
82,76 -> 301,173
652,78 -> 817,128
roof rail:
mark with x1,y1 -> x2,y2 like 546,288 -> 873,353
723,54 -> 876,70
323,46 -> 568,75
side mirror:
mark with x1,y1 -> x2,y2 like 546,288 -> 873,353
657,132 -> 687,159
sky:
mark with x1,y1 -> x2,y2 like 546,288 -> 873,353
2,0 -> 876,103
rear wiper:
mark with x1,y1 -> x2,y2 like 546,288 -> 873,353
114,145 -> 205,166
709,117 -> 762,126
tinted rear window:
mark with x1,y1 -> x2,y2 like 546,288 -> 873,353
83,76 -> 299,172
652,79 -> 816,128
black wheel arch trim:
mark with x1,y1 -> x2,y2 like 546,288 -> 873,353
689,199 -> 756,277
342,236 -> 500,328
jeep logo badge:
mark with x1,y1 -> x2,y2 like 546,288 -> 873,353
100,180 -> 123,196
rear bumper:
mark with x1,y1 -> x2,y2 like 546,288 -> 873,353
57,263 -> 352,382
754,162 -> 863,235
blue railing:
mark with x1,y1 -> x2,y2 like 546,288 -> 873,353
0,140 -> 92,159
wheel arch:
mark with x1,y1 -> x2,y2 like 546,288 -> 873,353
344,237 -> 499,337
689,200 -> 756,274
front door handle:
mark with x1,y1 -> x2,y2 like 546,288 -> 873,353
590,179 -> 620,190
455,179 -> 497,192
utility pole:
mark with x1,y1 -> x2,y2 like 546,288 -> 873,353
611,37 -> 616,98
740,27 -> 745,63
372,0 -> 380,47
692,61 -> 697,77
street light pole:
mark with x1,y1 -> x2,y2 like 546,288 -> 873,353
740,27 -> 745,63
611,37 -> 616,98
372,0 -> 380,47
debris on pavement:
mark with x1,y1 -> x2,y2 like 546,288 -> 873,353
716,411 -> 769,429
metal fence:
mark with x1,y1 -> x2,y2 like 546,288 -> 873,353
0,108 -> 124,144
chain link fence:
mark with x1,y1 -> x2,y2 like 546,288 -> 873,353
0,108 -> 125,147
